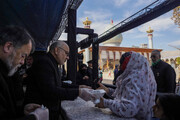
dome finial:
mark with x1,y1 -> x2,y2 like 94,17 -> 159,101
146,26 -> 154,33
83,17 -> 92,29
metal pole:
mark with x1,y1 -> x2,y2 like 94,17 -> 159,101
67,9 -> 77,84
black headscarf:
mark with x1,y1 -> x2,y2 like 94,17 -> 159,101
79,64 -> 88,75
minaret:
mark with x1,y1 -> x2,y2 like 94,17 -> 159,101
83,17 -> 92,63
83,17 -> 92,29
146,27 -> 154,49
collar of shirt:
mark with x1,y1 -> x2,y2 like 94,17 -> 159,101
152,59 -> 161,66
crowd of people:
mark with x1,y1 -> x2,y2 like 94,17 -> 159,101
0,25 -> 179,120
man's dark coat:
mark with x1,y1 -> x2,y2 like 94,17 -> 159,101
25,52 -> 79,120
0,60 -> 35,120
151,60 -> 176,93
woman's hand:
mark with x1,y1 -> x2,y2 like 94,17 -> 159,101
97,81 -> 109,94
95,97 -> 105,108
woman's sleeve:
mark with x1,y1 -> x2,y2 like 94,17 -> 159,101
104,81 -> 140,117
106,88 -> 115,97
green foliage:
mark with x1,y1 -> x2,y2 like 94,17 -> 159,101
176,57 -> 180,65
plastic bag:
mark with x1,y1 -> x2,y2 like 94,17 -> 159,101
30,105 -> 49,120
90,89 -> 106,104
79,88 -> 105,104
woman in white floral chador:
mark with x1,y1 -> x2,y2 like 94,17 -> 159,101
96,52 -> 157,120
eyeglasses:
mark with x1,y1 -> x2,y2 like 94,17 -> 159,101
58,47 -> 69,56
150,55 -> 157,58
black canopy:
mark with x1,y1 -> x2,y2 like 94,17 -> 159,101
0,0 -> 67,50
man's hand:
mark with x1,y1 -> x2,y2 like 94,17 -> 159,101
79,85 -> 92,89
83,76 -> 89,80
24,103 -> 41,115
79,85 -> 92,99
79,88 -> 95,101
22,73 -> 28,78
95,97 -> 105,108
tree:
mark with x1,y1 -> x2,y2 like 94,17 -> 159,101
171,6 -> 180,28
176,57 -> 180,66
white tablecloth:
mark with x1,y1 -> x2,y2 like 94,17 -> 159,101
61,97 -> 137,120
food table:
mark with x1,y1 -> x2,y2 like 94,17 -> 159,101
61,97 -> 137,120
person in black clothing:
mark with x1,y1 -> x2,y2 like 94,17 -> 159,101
25,41 -> 93,120
113,64 -> 119,85
151,50 -> 176,93
0,26 -> 48,120
22,55 -> 34,87
113,65 -> 119,78
87,60 -> 93,75
153,93 -> 180,120
77,64 -> 93,87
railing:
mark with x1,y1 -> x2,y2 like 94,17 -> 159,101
97,0 -> 162,40
94,0 -> 179,44
79,0 -> 180,48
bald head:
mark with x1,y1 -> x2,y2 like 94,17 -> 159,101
49,41 -> 69,65
49,41 -> 67,52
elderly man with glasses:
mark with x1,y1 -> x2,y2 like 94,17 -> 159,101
24,41 -> 92,120
151,50 -> 176,93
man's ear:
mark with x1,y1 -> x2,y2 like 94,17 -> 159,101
3,42 -> 14,53
54,47 -> 59,55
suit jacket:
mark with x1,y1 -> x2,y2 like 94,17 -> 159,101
151,60 -> 176,93
0,60 -> 35,120
25,52 -> 79,120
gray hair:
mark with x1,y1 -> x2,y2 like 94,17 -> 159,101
0,26 -> 35,53
49,41 -> 65,52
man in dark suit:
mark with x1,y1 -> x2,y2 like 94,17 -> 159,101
151,50 -> 176,93
25,41 -> 92,120
0,26 -> 48,120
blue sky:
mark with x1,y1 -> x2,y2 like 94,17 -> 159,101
60,0 -> 180,51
